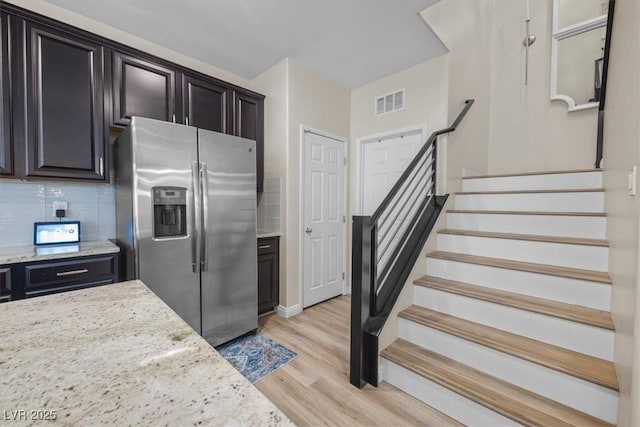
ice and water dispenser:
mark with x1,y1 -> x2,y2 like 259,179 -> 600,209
152,187 -> 187,238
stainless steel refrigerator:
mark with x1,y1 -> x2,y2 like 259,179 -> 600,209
115,116 -> 257,346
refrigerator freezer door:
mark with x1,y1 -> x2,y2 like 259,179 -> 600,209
130,117 -> 202,334
198,129 -> 257,346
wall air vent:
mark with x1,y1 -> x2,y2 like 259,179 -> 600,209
375,89 -> 405,116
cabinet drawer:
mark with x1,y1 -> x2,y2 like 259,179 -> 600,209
257,237 -> 278,255
25,255 -> 115,290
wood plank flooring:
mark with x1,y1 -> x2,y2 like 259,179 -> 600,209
447,210 -> 607,217
427,251 -> 613,283
256,296 -> 462,427
381,340 -> 614,427
399,305 -> 619,390
414,275 -> 615,330
438,228 -> 609,247
461,169 -> 600,179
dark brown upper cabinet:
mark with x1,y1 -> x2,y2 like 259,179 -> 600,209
23,21 -> 105,180
233,91 -> 264,192
3,4 -> 265,186
1,12 -> 14,176
111,51 -> 176,127
182,74 -> 231,133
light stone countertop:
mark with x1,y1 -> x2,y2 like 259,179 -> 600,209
0,240 -> 120,265
257,230 -> 281,239
0,280 -> 293,426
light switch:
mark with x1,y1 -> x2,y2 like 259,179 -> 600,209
629,166 -> 637,196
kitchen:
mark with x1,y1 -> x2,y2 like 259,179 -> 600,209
0,2 -> 288,424
0,1 -> 458,424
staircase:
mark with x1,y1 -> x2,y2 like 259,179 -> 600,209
380,169 -> 619,426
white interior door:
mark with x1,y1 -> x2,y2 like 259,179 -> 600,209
361,131 -> 424,215
302,130 -> 346,308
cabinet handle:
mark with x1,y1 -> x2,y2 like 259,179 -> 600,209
172,114 -> 176,123
186,116 -> 189,126
258,245 -> 271,249
56,269 -> 88,277
99,157 -> 104,176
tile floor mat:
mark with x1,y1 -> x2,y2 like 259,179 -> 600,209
216,332 -> 297,383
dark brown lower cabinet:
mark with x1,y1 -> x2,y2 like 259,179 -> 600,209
0,267 -> 12,302
257,236 -> 279,315
1,253 -> 119,301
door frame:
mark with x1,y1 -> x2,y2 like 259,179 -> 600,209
299,125 -> 349,308
355,124 -> 427,215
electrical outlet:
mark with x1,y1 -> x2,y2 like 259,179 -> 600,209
629,166 -> 637,196
52,201 -> 68,215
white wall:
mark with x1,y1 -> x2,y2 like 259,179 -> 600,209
422,0 -> 601,177
285,59 -> 351,308
487,0 -> 599,174
421,0 -> 492,193
350,54 -> 450,203
601,0 -> 640,425
252,59 -> 290,305
252,58 -> 350,309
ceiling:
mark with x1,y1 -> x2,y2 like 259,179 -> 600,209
47,0 -> 446,89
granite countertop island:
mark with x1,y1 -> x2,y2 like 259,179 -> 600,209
0,280 -> 293,426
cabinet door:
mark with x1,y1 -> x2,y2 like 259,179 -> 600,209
182,74 -> 231,133
257,238 -> 279,315
112,51 -> 176,126
0,267 -> 12,303
233,92 -> 264,192
23,22 -> 105,180
0,12 -> 13,176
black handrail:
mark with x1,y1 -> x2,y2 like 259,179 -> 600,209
371,99 -> 474,222
595,0 -> 615,168
350,99 -> 474,388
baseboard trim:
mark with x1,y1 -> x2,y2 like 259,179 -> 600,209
276,303 -> 302,318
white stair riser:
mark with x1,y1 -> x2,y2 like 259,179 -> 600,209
380,359 -> 520,426
399,319 -> 618,423
425,258 -> 611,310
446,213 -> 607,239
462,172 -> 602,192
413,286 -> 614,360
455,192 -> 604,212
437,234 -> 609,271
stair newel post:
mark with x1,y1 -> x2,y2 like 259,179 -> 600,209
350,215 -> 375,388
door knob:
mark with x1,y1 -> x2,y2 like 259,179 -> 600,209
304,227 -> 312,234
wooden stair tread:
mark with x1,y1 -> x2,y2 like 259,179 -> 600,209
456,188 -> 603,195
399,305 -> 619,390
381,339 -> 614,427
426,251 -> 612,284
438,229 -> 609,247
448,210 -> 607,217
414,275 -> 614,330
462,169 -> 600,179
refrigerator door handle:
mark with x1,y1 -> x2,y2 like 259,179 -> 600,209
200,162 -> 209,272
191,162 -> 200,273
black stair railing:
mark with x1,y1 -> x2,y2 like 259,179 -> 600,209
350,99 -> 475,388
595,0 -> 615,168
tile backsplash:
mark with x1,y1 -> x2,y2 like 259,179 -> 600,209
257,177 -> 281,233
0,181 -> 115,247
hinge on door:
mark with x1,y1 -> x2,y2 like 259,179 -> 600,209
343,215 -> 346,223
342,272 -> 345,280
344,157 -> 347,165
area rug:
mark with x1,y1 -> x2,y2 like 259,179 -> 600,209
216,332 -> 297,383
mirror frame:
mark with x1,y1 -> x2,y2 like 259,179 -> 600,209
550,1 -> 608,111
